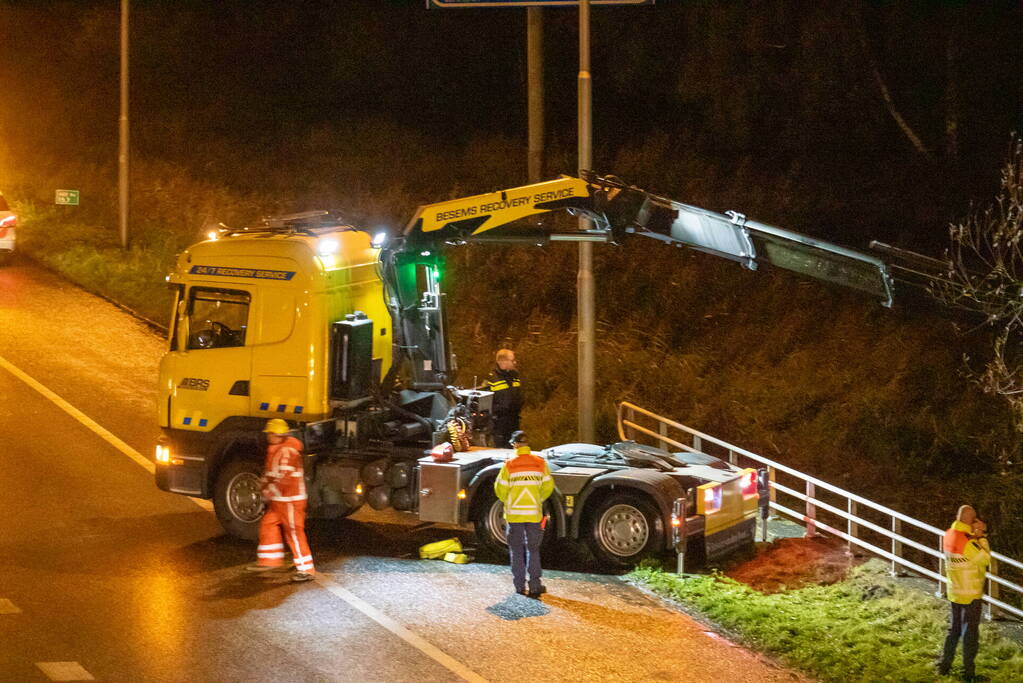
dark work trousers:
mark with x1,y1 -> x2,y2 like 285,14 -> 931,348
493,413 -> 520,449
506,522 -> 543,593
939,598 -> 982,676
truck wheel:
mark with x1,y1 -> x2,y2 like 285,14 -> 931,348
586,493 -> 664,568
472,490 -> 509,556
473,489 -> 557,557
213,459 -> 265,541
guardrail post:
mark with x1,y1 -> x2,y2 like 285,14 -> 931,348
847,499 -> 859,555
692,434 -> 702,453
935,537 -> 945,598
986,558 -> 1002,621
658,421 -> 669,450
757,468 -> 770,542
890,518 -> 904,577
805,481 -> 816,537
626,406 -> 635,441
727,449 -> 737,466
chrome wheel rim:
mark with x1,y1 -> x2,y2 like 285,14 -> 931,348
227,471 -> 264,523
597,503 -> 649,557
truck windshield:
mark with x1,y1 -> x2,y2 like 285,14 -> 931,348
186,288 -> 250,350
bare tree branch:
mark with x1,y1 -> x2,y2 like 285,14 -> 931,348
932,137 -> 1023,465
857,12 -> 933,157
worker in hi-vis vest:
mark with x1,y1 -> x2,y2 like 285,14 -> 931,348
494,431 -> 555,598
246,418 -> 315,582
485,348 -> 522,448
937,504 -> 991,680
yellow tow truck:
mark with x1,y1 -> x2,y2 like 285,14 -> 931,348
154,172 -> 892,566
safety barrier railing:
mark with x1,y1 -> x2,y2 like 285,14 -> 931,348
617,401 -> 1023,621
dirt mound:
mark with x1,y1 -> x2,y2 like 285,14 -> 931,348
726,536 -> 864,594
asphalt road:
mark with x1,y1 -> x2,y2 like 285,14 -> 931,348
0,259 -> 802,682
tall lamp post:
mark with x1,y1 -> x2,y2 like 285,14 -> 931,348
577,0 -> 594,442
527,7 -> 544,183
118,0 -> 130,249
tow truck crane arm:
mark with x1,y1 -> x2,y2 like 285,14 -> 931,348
382,173 -> 894,391
402,172 -> 893,304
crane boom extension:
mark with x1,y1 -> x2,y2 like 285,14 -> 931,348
403,173 -> 893,305
384,173 -> 894,391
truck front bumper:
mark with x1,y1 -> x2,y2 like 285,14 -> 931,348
155,431 -> 212,498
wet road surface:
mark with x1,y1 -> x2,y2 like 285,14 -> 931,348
0,259 -> 802,682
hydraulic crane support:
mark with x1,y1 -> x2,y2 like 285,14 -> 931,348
402,173 -> 894,307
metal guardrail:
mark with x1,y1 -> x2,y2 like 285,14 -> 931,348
617,401 -> 1023,621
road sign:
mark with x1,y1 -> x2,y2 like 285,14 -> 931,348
429,1 -> 652,7
55,189 -> 80,206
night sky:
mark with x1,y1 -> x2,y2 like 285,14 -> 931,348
2,1 -> 1022,243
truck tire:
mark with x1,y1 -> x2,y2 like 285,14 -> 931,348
586,492 -> 664,569
472,488 -> 509,557
213,459 -> 265,541
473,488 -> 557,558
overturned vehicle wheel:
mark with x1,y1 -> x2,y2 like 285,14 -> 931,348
472,489 -> 510,557
472,488 -> 557,558
586,493 -> 664,569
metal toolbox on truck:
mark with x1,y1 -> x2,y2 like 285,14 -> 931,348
417,450 -> 500,524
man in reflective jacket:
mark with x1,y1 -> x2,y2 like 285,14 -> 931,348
937,504 -> 991,680
494,431 -> 555,598
486,348 -> 522,448
246,418 -> 315,582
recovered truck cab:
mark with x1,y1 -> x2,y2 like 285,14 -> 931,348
155,174 -> 894,566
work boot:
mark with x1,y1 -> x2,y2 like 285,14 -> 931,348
291,571 -> 315,583
527,585 -> 547,599
245,563 -> 279,572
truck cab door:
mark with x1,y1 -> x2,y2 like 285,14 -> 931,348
159,285 -> 253,432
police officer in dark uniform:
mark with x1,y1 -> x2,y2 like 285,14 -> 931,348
486,348 -> 522,447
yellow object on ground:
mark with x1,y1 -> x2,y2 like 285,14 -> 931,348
418,538 -> 462,560
443,552 -> 471,564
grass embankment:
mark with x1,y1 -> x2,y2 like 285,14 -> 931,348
632,557 -> 1023,682
17,209 -> 177,324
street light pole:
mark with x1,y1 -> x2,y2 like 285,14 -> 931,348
527,7 -> 544,183
118,0 -> 130,249
577,0 -> 594,442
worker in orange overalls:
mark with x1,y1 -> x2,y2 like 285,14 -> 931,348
246,418 -> 315,582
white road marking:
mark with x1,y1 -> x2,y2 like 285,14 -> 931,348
0,354 -> 212,512
0,598 -> 22,614
1,353 -> 488,681
314,576 -> 489,683
35,662 -> 95,681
